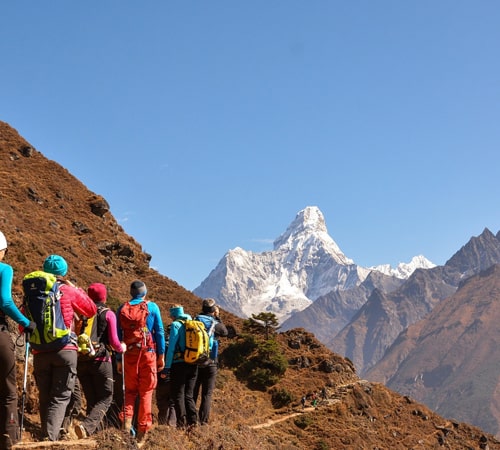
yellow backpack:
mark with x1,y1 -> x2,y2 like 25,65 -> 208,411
178,319 -> 211,365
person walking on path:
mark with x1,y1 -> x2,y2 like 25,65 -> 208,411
0,231 -> 36,449
193,299 -> 228,424
116,280 -> 165,445
28,254 -> 96,441
156,324 -> 176,426
74,283 -> 126,439
156,367 -> 177,427
164,304 -> 198,428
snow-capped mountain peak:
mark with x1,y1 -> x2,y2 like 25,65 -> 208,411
273,206 -> 353,265
194,206 -> 434,322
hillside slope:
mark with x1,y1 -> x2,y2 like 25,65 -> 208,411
2,121 -> 499,449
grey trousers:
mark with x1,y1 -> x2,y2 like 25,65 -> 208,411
33,350 -> 77,441
77,359 -> 114,435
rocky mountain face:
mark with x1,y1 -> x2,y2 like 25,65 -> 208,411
331,228 -> 500,377
194,206 -> 432,323
365,263 -> 500,437
2,121 -> 500,448
280,270 -> 405,344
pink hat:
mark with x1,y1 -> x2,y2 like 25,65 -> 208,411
88,283 -> 107,303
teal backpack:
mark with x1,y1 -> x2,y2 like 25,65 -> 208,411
22,271 -> 72,351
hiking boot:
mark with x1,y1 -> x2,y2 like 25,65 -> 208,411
74,424 -> 87,439
136,431 -> 146,449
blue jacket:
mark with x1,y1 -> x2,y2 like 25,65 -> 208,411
165,313 -> 192,369
0,262 -> 30,327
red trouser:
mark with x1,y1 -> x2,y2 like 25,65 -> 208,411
122,348 -> 157,433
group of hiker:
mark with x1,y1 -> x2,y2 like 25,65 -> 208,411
0,230 -> 228,449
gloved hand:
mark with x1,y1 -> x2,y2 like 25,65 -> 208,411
24,321 -> 36,335
157,354 -> 165,372
120,342 -> 127,353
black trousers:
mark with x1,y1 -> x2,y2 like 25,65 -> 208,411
77,359 -> 114,435
193,364 -> 217,424
170,362 -> 198,427
0,329 -> 18,449
155,374 -> 176,426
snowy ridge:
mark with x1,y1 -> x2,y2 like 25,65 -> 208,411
370,255 -> 436,279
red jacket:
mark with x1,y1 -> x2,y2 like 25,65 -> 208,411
59,284 -> 96,329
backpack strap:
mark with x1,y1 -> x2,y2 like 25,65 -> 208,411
173,319 -> 185,359
94,304 -> 110,344
207,317 -> 216,337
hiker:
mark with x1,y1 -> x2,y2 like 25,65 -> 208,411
164,304 -> 198,428
24,254 -> 96,441
116,280 -> 165,445
73,283 -> 126,439
193,299 -> 228,424
301,396 -> 306,409
156,325 -> 176,426
0,231 -> 36,449
156,367 -> 176,427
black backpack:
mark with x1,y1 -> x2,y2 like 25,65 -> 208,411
76,303 -> 110,359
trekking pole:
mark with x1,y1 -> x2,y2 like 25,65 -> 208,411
20,335 -> 30,440
121,351 -> 126,431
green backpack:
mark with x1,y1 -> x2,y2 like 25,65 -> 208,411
22,271 -> 72,351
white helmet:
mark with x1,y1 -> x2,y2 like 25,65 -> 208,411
0,231 -> 7,251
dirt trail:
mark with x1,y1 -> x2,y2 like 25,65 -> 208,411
250,379 -> 369,430
12,438 -> 97,449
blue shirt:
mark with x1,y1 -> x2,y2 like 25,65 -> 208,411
0,262 -> 30,327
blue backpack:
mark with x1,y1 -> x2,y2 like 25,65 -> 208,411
195,314 -> 218,361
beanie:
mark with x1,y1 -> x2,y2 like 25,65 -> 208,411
169,305 -> 184,318
43,254 -> 68,276
88,283 -> 107,303
202,298 -> 217,314
0,231 -> 7,251
130,280 -> 147,298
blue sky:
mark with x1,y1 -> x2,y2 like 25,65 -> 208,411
2,2 -> 499,290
